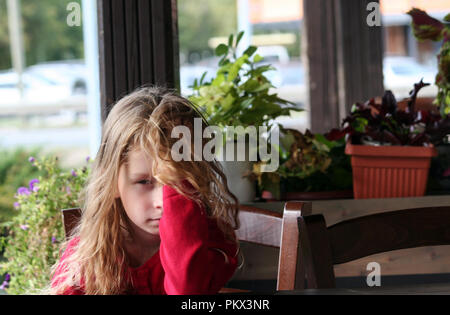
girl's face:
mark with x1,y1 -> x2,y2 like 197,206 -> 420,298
117,148 -> 163,238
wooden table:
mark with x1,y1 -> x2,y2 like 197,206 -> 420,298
237,195 -> 450,283
275,283 -> 450,295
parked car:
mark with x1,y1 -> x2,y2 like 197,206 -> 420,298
270,60 -> 306,108
0,60 -> 87,106
383,56 -> 438,99
25,60 -> 87,95
179,64 -> 216,96
0,70 -> 73,106
182,54 -> 438,112
180,55 -> 307,109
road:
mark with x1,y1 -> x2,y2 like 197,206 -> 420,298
0,127 -> 90,148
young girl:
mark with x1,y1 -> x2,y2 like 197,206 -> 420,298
49,86 -> 240,295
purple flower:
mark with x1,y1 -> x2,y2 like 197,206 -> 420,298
28,156 -> 35,163
17,187 -> 30,196
13,202 -> 20,209
1,274 -> 11,290
51,236 -> 57,244
29,179 -> 40,192
71,170 -> 77,177
86,156 -> 90,162
20,225 -> 29,231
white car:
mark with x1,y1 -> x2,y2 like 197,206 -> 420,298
269,61 -> 306,108
180,58 -> 307,109
25,60 -> 87,95
0,61 -> 87,107
0,70 -> 72,106
180,64 -> 216,97
383,56 -> 438,100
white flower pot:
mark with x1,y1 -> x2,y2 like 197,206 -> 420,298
216,138 -> 256,203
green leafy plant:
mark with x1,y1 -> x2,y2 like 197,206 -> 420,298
0,156 -> 90,294
188,31 -> 302,130
0,148 -> 43,223
408,8 -> 450,115
246,128 -> 353,198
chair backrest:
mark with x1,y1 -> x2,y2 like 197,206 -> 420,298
298,206 -> 450,289
237,202 -> 311,290
62,207 -> 81,239
62,201 -> 312,291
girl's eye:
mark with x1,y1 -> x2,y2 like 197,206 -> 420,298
137,180 -> 153,185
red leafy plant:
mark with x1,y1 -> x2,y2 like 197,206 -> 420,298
326,80 -> 450,146
408,8 -> 450,116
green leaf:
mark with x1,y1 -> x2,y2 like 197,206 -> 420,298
239,78 -> 260,93
312,139 -> 330,153
248,65 -> 276,76
228,34 -> 234,47
236,31 -> 245,47
227,55 -> 248,82
252,82 -> 273,93
243,45 -> 257,57
199,72 -> 208,85
211,73 -> 225,86
314,133 -> 338,150
445,13 -> 450,22
192,78 -> 198,90
253,54 -> 264,63
215,43 -> 228,56
219,57 -> 230,67
220,93 -> 235,111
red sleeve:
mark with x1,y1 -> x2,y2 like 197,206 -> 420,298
159,183 -> 238,295
51,237 -> 85,295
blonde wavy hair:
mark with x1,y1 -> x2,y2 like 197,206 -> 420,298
48,86 -> 240,295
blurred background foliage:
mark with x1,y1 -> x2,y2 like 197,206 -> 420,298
0,147 -> 43,223
0,0 -> 239,70
177,0 -> 237,63
0,0 -> 83,70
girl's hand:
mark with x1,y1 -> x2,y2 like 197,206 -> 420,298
164,180 -> 195,199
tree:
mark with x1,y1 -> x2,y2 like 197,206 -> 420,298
0,0 -> 12,69
178,0 -> 237,64
0,0 -> 84,70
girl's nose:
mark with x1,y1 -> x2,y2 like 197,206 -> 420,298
151,184 -> 164,210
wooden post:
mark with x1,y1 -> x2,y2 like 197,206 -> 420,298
334,0 -> 384,120
303,0 -> 384,134
97,0 -> 180,122
7,0 -> 26,98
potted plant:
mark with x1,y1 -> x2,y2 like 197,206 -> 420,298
408,8 -> 450,195
188,31 -> 302,202
0,156 -> 90,294
245,127 -> 353,201
407,8 -> 450,116
326,81 -> 450,199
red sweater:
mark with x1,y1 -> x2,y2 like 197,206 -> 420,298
52,184 -> 238,295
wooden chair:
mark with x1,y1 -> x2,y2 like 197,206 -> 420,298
62,201 -> 312,292
298,206 -> 450,289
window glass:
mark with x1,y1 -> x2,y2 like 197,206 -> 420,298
380,0 -> 449,100
0,0 -> 97,168
178,0 -> 309,132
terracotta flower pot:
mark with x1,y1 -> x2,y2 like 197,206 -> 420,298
345,142 -> 438,199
